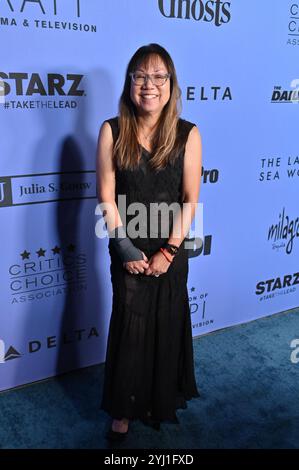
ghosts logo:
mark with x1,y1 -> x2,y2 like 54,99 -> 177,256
158,0 -> 232,26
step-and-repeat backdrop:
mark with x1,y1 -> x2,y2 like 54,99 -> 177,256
0,1 -> 298,391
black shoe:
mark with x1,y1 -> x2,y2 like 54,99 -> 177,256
105,427 -> 129,441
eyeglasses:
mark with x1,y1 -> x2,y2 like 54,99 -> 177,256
130,72 -> 171,86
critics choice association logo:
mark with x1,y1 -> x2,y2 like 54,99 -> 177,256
0,0 -> 97,33
0,72 -> 86,110
8,243 -> 87,304
158,0 -> 232,26
287,3 -> 299,46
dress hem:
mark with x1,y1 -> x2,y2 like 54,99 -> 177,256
100,390 -> 200,424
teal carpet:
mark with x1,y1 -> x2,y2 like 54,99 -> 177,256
1,307 -> 299,449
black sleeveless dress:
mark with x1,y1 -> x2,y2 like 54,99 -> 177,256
100,116 -> 200,423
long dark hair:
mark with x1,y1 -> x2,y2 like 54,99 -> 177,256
113,43 -> 183,171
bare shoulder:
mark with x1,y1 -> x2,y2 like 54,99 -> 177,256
96,120 -> 115,174
186,124 -> 202,148
184,124 -> 202,166
182,123 -> 202,202
98,120 -> 113,147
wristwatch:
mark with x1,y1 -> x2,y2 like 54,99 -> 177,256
163,243 -> 179,257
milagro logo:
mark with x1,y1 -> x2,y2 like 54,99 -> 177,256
267,207 -> 299,255
158,0 -> 232,26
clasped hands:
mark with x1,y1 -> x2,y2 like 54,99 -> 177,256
123,250 -> 173,276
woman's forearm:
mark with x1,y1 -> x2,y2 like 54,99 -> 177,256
167,201 -> 197,248
98,197 -> 143,262
98,197 -> 123,234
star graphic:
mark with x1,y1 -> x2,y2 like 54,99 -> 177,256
36,248 -> 46,257
191,287 -> 195,292
21,250 -> 30,260
52,245 -> 61,255
67,244 -> 75,252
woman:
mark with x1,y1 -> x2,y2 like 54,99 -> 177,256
96,43 -> 202,440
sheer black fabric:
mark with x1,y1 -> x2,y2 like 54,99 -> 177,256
100,116 -> 200,423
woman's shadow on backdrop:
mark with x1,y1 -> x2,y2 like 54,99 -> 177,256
54,69 -> 115,425
14,67 -> 115,430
